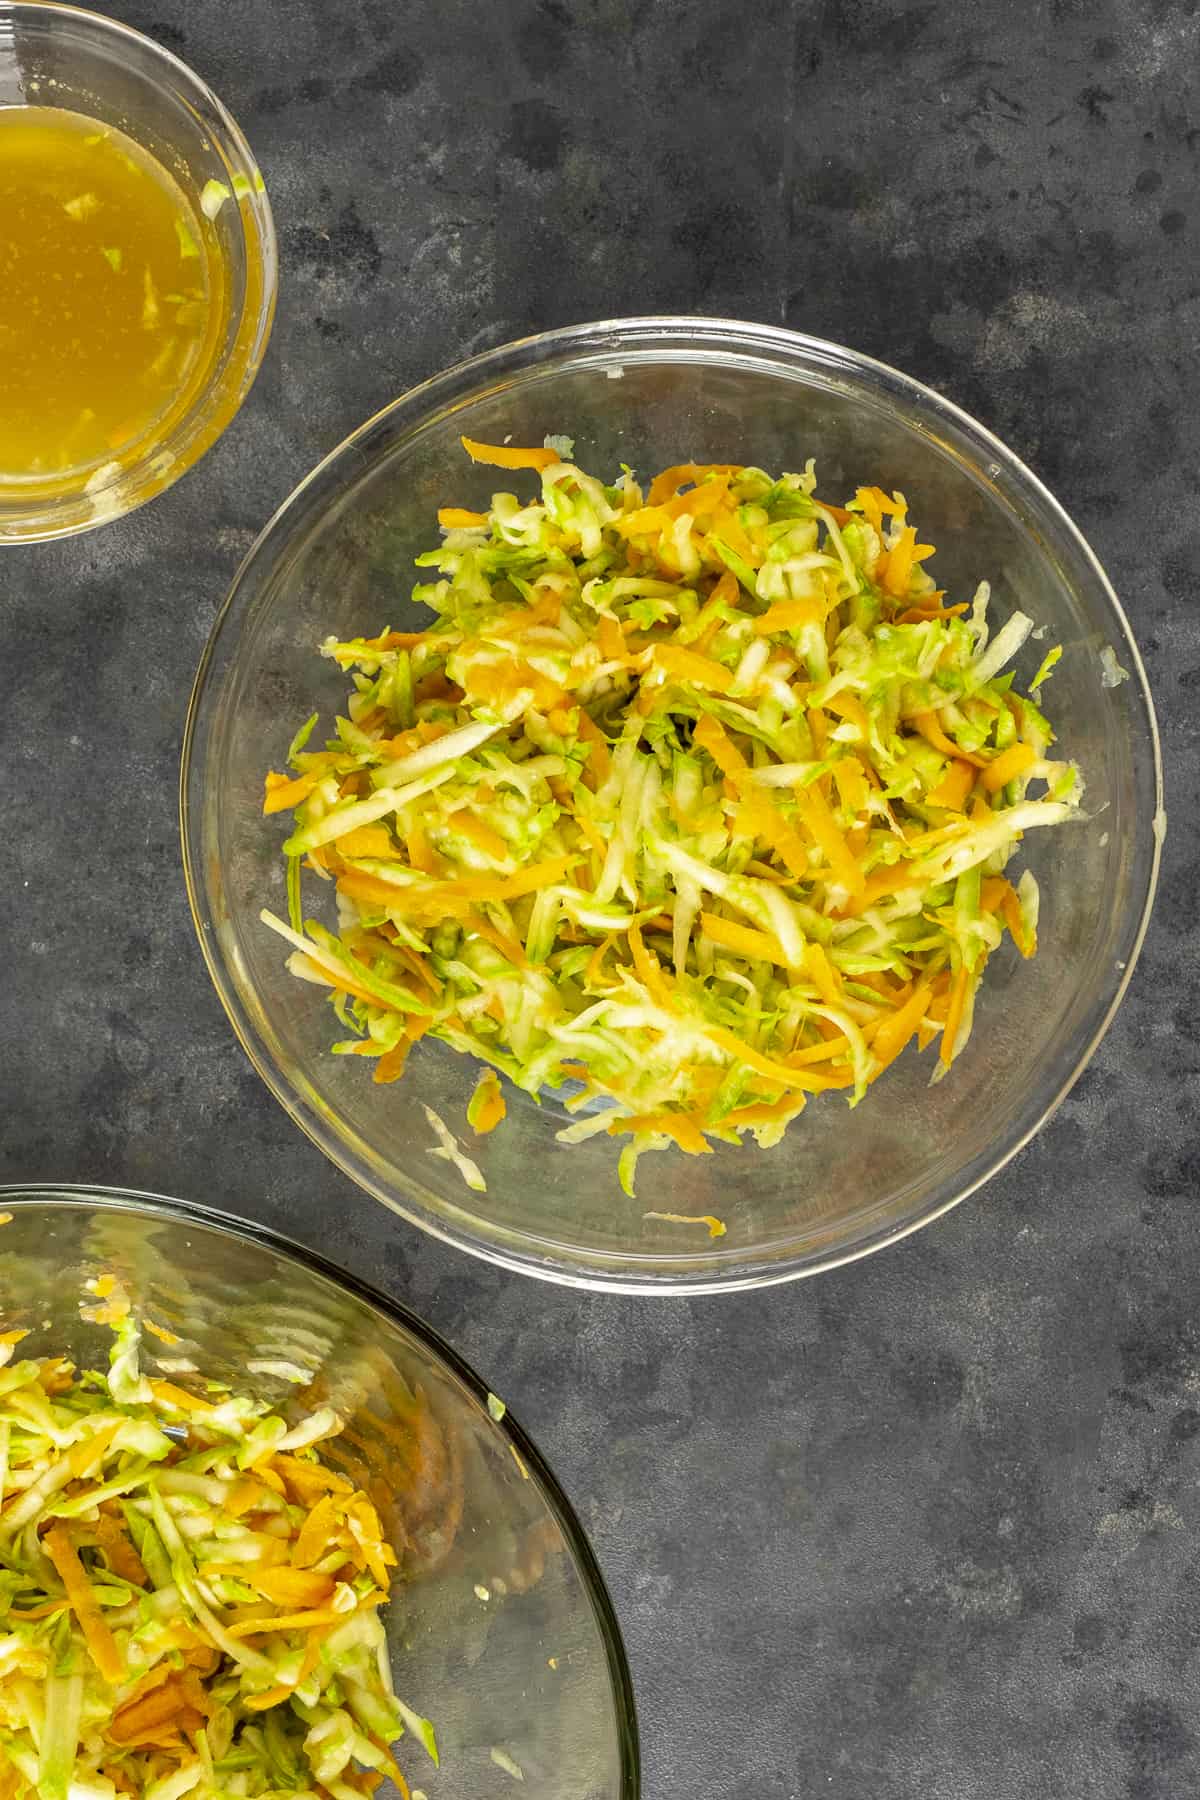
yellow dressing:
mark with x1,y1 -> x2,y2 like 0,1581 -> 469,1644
0,106 -> 227,480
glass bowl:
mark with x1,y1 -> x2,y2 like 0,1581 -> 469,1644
0,1184 -> 639,1799
0,2 -> 276,542
181,317 -> 1162,1293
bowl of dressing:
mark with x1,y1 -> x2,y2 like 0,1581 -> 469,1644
0,2 -> 277,542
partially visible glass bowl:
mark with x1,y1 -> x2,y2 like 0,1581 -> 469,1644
0,3 -> 276,541
0,1185 -> 639,1799
181,317 -> 1162,1293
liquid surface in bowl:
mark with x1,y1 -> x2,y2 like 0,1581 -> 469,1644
0,106 -> 225,481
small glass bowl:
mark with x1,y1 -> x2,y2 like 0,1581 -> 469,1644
0,2 -> 276,542
182,318 -> 1163,1293
0,1184 -> 640,1799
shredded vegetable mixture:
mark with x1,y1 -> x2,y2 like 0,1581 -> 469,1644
262,441 -> 1080,1195
0,1311 -> 435,1800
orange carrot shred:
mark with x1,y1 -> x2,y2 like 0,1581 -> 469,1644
939,965 -> 971,1067
870,982 -> 935,1071
628,924 -> 676,1013
292,1493 -> 340,1569
912,712 -> 988,769
263,771 -> 320,815
793,783 -> 865,896
44,1524 -> 125,1685
982,740 -> 1036,793
469,1069 -> 506,1135
610,1112 -> 711,1155
460,435 -> 558,471
927,758 -> 976,811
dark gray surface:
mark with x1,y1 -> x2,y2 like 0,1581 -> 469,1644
0,2 -> 1195,1794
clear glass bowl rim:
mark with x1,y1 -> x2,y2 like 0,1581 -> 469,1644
0,1179 -> 641,1795
0,0 -> 279,541
180,314 -> 1164,1295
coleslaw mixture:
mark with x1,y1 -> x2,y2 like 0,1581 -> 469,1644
262,441 -> 1080,1195
0,1307 -> 435,1799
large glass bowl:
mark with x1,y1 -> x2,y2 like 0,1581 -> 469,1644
181,318 -> 1162,1293
0,1185 -> 639,1799
0,2 -> 276,542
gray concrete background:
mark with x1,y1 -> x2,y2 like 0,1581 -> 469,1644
2,2 -> 1198,1794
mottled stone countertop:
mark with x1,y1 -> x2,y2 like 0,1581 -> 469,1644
2,2 -> 1198,1794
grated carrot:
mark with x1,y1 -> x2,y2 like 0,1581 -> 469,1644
734,788 -> 811,882
646,462 -> 743,506
699,911 -> 790,966
292,1492 -> 340,1569
896,598 -> 968,624
982,876 -> 1036,957
939,965 -> 971,1067
853,485 -> 905,535
340,853 -> 578,915
225,1474 -> 278,1519
662,477 -> 730,521
643,1209 -> 726,1236
44,1524 -> 125,1685
804,941 -> 843,1007
786,1035 -> 855,1068
403,822 -> 438,874
263,771 -> 321,815
927,758 -> 976,811
723,1093 -> 808,1127
596,614 -> 627,662
338,825 -> 401,860
754,597 -> 824,634
911,711 -> 988,769
242,1684 -> 295,1712
870,981 -> 935,1071
460,435 -> 559,471
110,1679 -> 190,1742
469,1069 -> 506,1134
297,1619 -> 338,1687
649,643 -> 734,692
463,909 -> 528,969
613,1113 -> 711,1154
831,755 -> 870,815
142,1318 -> 181,1347
226,1593 -> 384,1639
628,923 -> 677,1013
447,810 -> 509,861
982,740 -> 1036,793
343,1495 -> 392,1591
241,1567 -> 336,1608
66,1417 -> 124,1479
691,715 -> 741,785
793,783 -> 865,896
822,690 -> 872,741
91,1514 -> 147,1587
575,710 -> 613,787
705,1026 -> 850,1093
149,1379 -> 216,1415
584,933 -> 617,990
880,525 -> 936,597
272,1453 -> 355,1504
